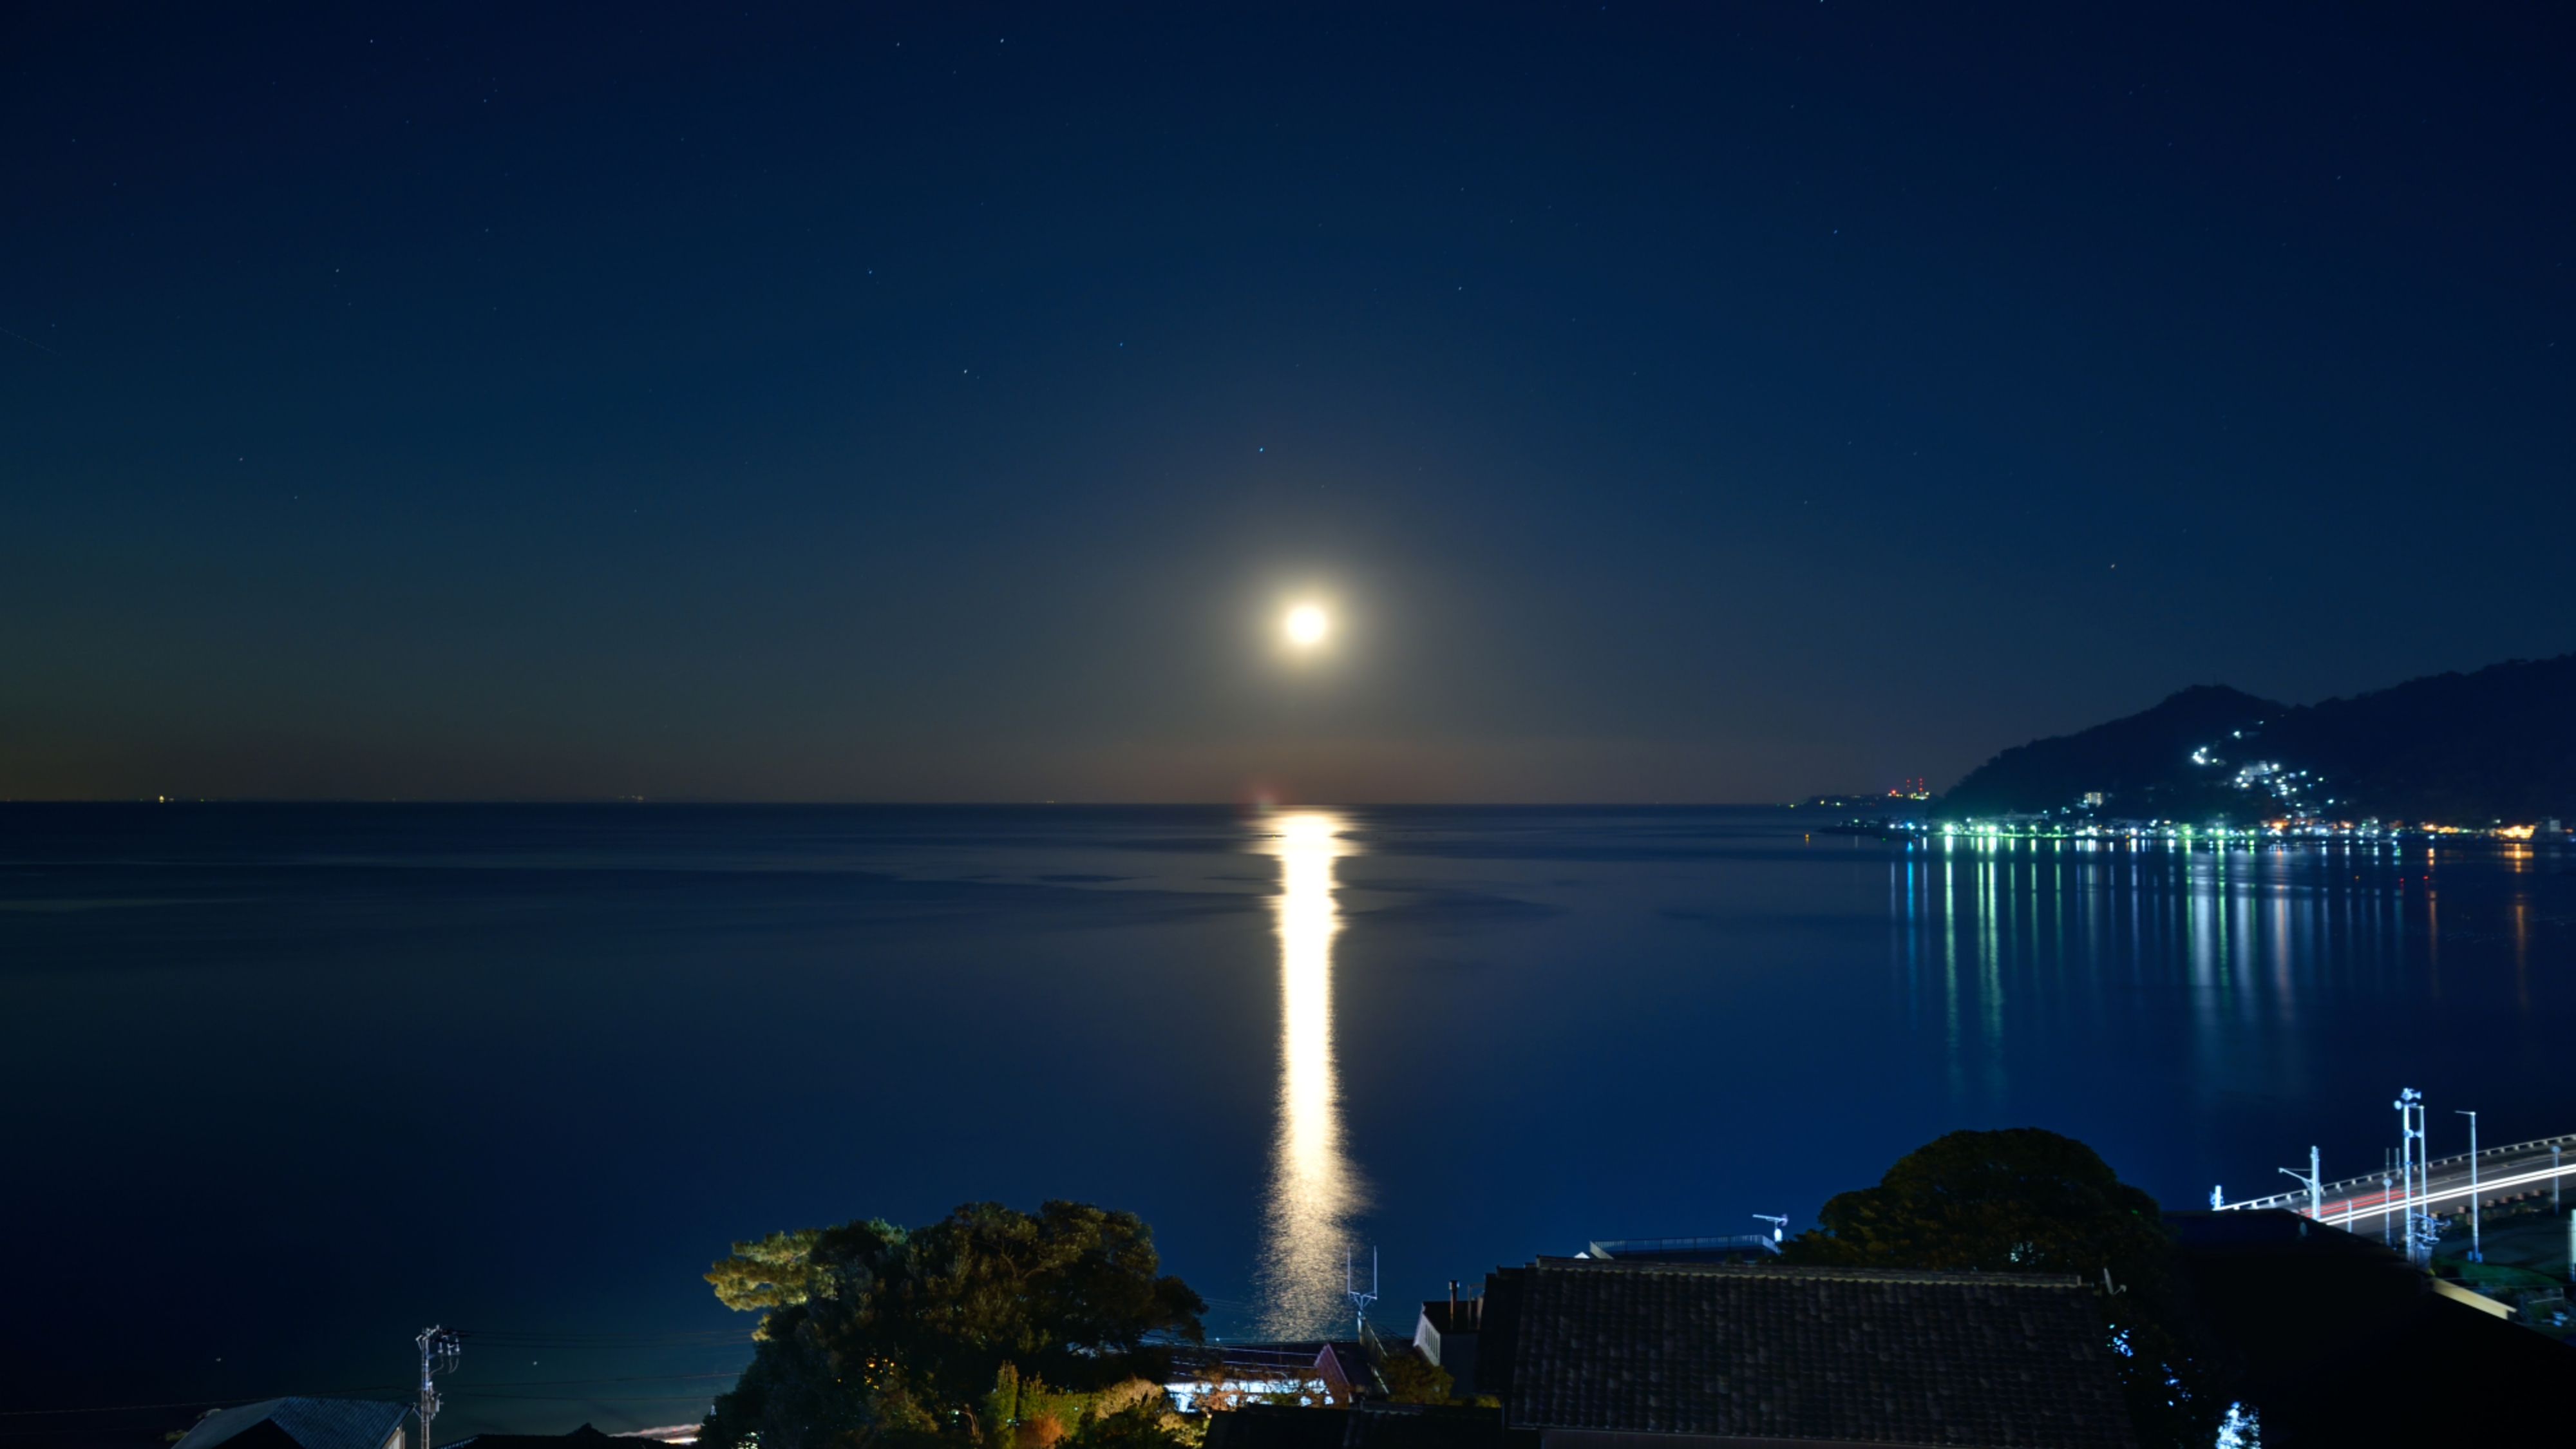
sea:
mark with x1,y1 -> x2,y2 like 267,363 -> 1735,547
5,804 -> 2571,1441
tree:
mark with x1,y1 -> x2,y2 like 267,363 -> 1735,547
700,1200 -> 1206,1449
707,1227 -> 831,1328
1374,1351 -> 1453,1405
1782,1128 -> 2227,1449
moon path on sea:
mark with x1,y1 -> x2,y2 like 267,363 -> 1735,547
1256,811 -> 1363,1339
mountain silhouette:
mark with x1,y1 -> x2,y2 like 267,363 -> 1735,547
1944,654 -> 2576,824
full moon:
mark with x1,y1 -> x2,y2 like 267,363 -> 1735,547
1284,605 -> 1329,647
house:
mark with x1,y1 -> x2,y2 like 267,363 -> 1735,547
1576,1236 -> 1781,1265
1312,1341 -> 1375,1402
1414,1234 -> 1790,1390
1207,1403 -> 1519,1449
172,1399 -> 415,1449
443,1426 -> 652,1448
1473,1256 -> 2136,1449
1171,1341 -> 1379,1410
1412,1284 -> 1483,1390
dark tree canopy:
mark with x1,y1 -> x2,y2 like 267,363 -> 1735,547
1374,1351 -> 1454,1405
1784,1128 -> 2225,1449
1785,1127 -> 2169,1281
701,1201 -> 1206,1449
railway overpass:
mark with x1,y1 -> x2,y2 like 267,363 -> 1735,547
2215,1130 -> 2576,1240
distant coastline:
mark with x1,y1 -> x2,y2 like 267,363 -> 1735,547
1803,652 -> 2576,839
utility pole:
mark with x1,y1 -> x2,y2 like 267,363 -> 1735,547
416,1327 -> 461,1449
1344,1248 -> 1378,1345
2458,1110 -> 2482,1263
2280,1147 -> 2322,1220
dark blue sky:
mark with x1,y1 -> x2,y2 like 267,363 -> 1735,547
6,2 -> 2569,802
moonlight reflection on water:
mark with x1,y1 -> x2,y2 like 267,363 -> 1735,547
1257,811 -> 1365,1338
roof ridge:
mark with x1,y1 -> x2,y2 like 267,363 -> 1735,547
1530,1256 -> 2086,1287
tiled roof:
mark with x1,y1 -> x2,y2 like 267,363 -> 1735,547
174,1399 -> 413,1449
1208,1403 -> 1512,1449
443,1425 -> 632,1447
1484,1258 -> 2134,1449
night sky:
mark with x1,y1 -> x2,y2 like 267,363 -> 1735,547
6,3 -> 2570,804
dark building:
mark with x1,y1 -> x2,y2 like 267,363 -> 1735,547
1474,1256 -> 2136,1449
1208,1403 -> 1518,1449
2168,1210 -> 2576,1441
1413,1285 -> 1484,1392
1577,1236 -> 1781,1266
171,1400 -> 415,1449
444,1426 -> 652,1448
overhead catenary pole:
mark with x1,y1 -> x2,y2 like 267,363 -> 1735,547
2396,1088 -> 2429,1268
2458,1110 -> 2483,1263
2382,1148 -> 2395,1247
2280,1148 -> 2322,1220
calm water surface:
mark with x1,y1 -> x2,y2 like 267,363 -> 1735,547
5,805 -> 2571,1434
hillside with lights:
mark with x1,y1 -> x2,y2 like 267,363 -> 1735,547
1941,653 -> 2576,828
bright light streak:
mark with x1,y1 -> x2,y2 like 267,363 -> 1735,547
1257,810 -> 1361,1337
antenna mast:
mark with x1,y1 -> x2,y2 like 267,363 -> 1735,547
1344,1247 -> 1378,1342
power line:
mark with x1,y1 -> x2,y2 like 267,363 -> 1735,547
452,1330 -> 750,1347
0,1388 -> 408,1418
451,1392 -> 721,1404
451,1372 -> 744,1391
0,1369 -> 746,1420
